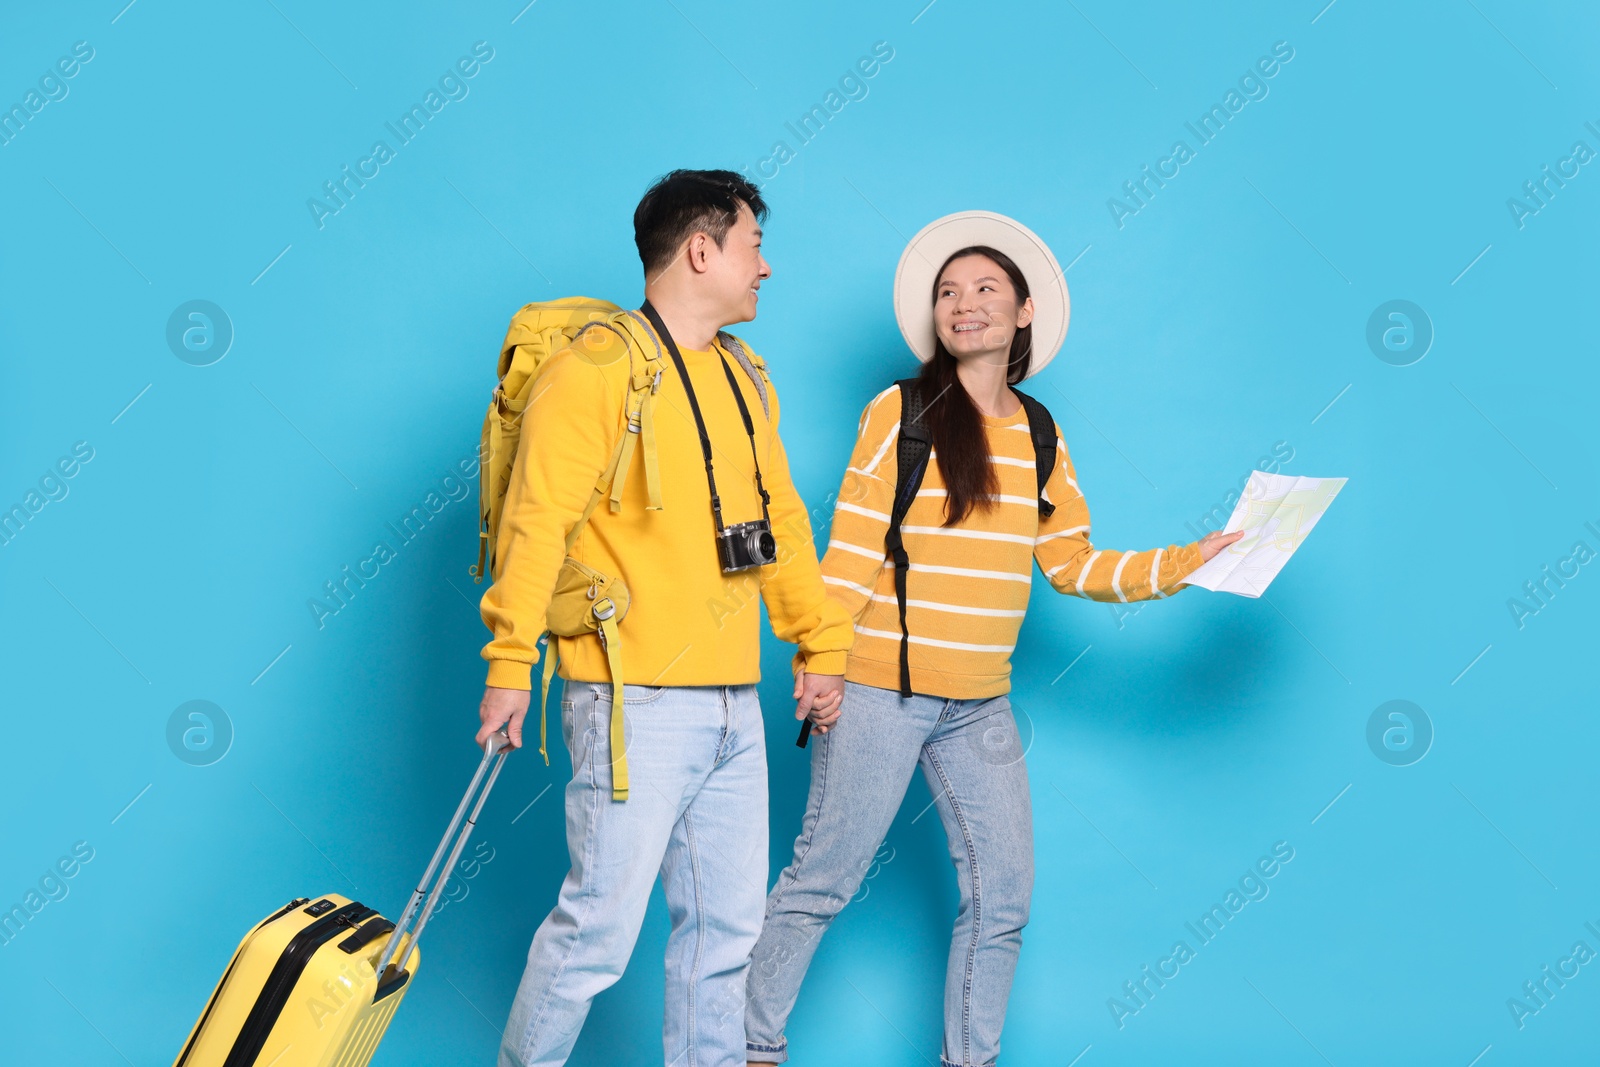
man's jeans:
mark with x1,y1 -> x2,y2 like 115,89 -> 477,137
500,683 -> 768,1067
745,681 -> 1034,1067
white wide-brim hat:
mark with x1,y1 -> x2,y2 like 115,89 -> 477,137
892,210 -> 1070,379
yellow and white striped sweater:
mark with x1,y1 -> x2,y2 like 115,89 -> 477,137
821,385 -> 1205,699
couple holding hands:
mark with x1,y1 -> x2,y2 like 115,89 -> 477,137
474,168 -> 1239,1067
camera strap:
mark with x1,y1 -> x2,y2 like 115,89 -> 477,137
639,301 -> 771,534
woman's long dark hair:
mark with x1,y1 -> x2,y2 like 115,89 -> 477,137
918,245 -> 1033,526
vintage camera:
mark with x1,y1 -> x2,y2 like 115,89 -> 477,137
717,518 -> 778,572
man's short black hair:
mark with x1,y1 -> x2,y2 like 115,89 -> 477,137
633,169 -> 768,275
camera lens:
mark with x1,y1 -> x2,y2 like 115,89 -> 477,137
756,530 -> 776,562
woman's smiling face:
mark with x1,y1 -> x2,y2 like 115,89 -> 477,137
932,253 -> 1035,365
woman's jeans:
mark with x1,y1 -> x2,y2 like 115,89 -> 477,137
500,683 -> 768,1067
745,681 -> 1034,1067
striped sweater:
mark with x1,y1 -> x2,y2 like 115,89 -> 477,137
821,385 -> 1205,699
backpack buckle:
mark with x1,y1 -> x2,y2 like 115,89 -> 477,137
651,368 -> 662,394
593,598 -> 615,622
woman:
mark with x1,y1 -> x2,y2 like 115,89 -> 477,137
744,211 -> 1241,1067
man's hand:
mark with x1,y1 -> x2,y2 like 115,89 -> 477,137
479,686 -> 532,749
1198,529 -> 1245,561
793,668 -> 845,736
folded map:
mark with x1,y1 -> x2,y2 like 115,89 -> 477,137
1182,472 -> 1346,597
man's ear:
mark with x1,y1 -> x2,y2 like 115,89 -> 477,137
684,231 -> 712,275
1016,296 -> 1036,330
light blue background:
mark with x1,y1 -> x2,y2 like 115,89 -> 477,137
3,1 -> 1597,1064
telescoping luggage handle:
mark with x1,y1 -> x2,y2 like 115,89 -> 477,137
374,730 -> 512,993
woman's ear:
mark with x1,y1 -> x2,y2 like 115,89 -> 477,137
1016,296 -> 1036,330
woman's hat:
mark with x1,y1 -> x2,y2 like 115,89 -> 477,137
892,210 -> 1070,379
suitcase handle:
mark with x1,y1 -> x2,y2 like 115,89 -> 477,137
375,730 -> 512,986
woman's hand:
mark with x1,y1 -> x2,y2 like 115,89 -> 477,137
794,667 -> 845,735
1198,529 -> 1245,561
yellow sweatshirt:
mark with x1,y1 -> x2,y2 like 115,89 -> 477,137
821,385 -> 1205,699
480,319 -> 852,690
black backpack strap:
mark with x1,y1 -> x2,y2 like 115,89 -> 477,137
1012,387 -> 1058,519
886,378 -> 933,698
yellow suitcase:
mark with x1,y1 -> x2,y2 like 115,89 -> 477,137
173,732 -> 511,1066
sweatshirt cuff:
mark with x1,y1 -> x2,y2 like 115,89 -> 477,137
800,650 -> 848,676
485,658 -> 534,691
1169,541 -> 1207,591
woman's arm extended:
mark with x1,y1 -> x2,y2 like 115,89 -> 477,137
1034,428 -> 1213,601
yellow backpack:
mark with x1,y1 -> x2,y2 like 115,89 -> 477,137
471,298 -> 769,801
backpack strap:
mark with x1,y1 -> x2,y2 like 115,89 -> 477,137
1012,387 -> 1058,519
604,312 -> 668,515
716,332 -> 770,421
886,378 -> 933,698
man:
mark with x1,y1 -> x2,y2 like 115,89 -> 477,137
476,169 -> 851,1067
